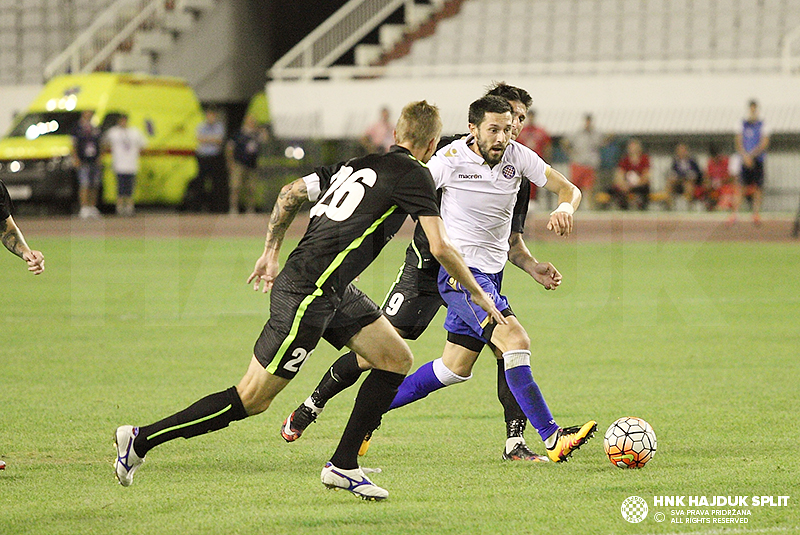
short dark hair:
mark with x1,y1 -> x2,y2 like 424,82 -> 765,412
748,99 -> 758,107
469,95 -> 513,127
485,81 -> 533,109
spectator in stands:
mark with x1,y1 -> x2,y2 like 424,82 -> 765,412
705,144 -> 734,211
666,142 -> 704,210
516,109 -> 551,160
193,108 -> 228,213
71,110 -> 103,219
730,99 -> 770,225
104,114 -> 147,217
515,109 -> 552,207
562,113 -> 604,209
611,138 -> 651,210
227,115 -> 267,215
360,106 -> 394,154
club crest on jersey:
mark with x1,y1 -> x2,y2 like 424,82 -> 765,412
502,165 -> 516,179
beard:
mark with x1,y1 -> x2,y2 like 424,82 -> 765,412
476,136 -> 507,166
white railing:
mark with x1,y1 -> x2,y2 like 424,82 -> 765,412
43,0 -> 165,80
270,0 -> 418,81
273,56 -> 789,81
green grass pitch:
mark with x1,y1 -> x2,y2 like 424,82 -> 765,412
1,233 -> 798,534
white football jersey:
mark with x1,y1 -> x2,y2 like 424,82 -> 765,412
428,138 -> 549,273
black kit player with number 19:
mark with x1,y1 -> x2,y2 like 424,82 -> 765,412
281,83 -> 551,462
112,101 -> 505,501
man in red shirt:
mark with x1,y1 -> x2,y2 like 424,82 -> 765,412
515,109 -> 551,203
612,138 -> 651,210
516,109 -> 551,159
706,144 -> 734,210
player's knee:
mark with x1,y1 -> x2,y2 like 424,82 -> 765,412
502,324 -> 530,352
235,372 -> 279,416
238,387 -> 273,416
395,346 -> 414,374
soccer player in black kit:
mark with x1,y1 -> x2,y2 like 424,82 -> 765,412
113,101 -> 504,500
1,179 -> 45,472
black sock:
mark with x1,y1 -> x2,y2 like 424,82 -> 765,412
497,359 -> 527,434
506,418 -> 527,439
329,369 -> 405,470
310,351 -> 366,408
133,386 -> 248,457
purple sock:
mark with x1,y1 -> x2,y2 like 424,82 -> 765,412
388,361 -> 445,410
503,351 -> 559,441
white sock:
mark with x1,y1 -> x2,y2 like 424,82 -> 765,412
432,358 -> 471,385
502,349 -> 531,370
303,397 -> 323,415
544,429 -> 559,449
505,437 -> 525,454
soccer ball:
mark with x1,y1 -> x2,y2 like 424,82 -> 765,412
604,417 -> 657,468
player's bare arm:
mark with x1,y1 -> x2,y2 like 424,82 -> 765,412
735,133 -> 754,167
2,215 -> 44,274
417,215 -> 506,326
543,166 -> 581,237
507,232 -> 561,291
248,178 -> 309,292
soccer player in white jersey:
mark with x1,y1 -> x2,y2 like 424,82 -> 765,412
282,87 -> 595,462
388,95 -> 597,462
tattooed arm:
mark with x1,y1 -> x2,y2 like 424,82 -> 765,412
2,215 -> 45,274
247,178 -> 309,292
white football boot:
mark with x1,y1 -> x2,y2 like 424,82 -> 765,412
114,425 -> 144,486
320,462 -> 388,500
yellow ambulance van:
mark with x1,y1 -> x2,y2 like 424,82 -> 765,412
0,73 -> 203,211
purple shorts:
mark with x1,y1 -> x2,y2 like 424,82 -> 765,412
437,266 -> 510,344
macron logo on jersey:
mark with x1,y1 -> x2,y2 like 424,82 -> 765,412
458,173 -> 483,180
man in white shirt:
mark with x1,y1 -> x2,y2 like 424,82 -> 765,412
104,114 -> 147,216
400,95 -> 597,462
282,90 -> 597,463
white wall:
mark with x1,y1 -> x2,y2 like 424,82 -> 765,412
157,0 -> 268,102
0,85 -> 43,135
267,73 -> 800,138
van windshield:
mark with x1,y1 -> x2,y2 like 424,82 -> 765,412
8,111 -> 83,140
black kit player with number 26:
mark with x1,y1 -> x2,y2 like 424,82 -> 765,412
112,100 -> 505,501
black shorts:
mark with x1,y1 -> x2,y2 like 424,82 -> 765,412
253,270 -> 382,379
741,159 -> 765,188
379,262 -> 445,340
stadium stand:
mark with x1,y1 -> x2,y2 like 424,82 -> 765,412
0,0 -> 115,84
0,0 -> 217,85
266,0 -> 800,211
385,0 -> 800,75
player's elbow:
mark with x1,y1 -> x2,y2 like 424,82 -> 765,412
572,184 -> 582,204
427,238 -> 449,260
